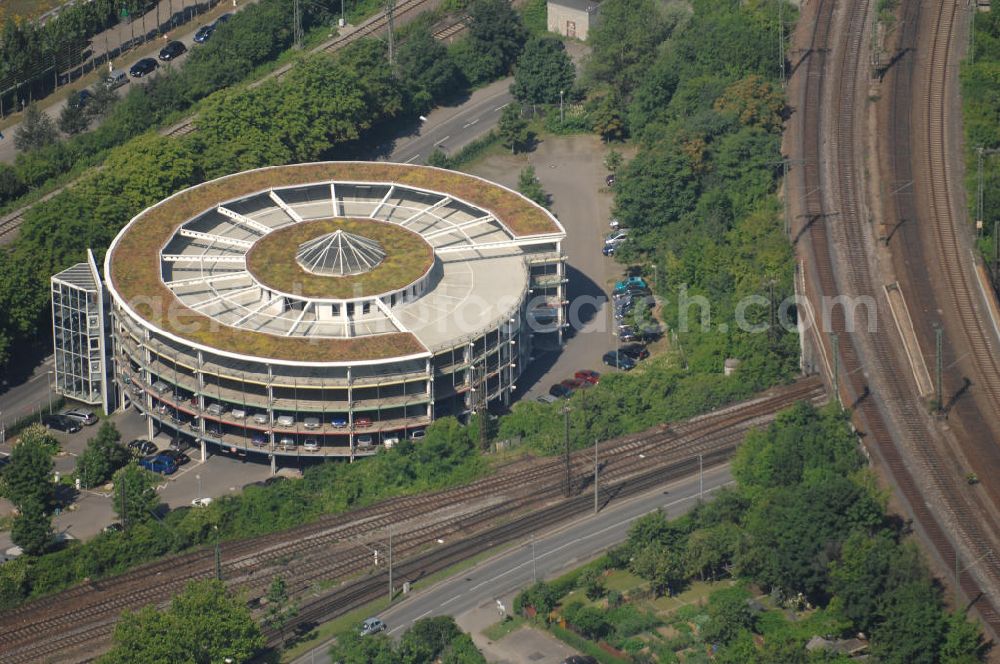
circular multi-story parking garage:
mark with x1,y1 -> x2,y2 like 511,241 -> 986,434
105,162 -> 567,462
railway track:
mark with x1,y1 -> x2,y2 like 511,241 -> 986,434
0,378 -> 823,662
793,0 -> 1000,635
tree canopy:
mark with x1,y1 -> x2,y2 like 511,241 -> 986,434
76,420 -> 129,489
111,463 -> 160,528
329,616 -> 486,664
98,580 -> 264,664
511,36 -> 575,107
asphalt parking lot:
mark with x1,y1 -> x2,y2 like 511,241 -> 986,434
0,407 -> 275,547
467,134 -> 626,401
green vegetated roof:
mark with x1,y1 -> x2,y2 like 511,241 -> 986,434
247,218 -> 433,299
109,163 -> 558,362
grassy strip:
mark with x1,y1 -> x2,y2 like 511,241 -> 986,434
279,541 -> 518,661
449,130 -> 503,169
548,624 -> 629,664
482,615 -> 525,641
280,595 -> 392,661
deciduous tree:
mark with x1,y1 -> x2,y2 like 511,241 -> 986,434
99,579 -> 264,664
57,96 -> 89,136
111,463 -> 159,527
511,36 -> 574,108
2,424 -> 55,510
13,104 -> 57,152
11,498 -> 51,556
76,420 -> 129,489
498,104 -> 529,154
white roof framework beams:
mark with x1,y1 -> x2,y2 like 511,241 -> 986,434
165,271 -> 251,290
268,190 -> 303,223
177,229 -> 254,250
422,214 -> 496,242
400,196 -> 452,226
217,206 -> 273,236
369,185 -> 395,219
162,253 -> 247,264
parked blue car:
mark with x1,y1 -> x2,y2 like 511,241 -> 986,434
139,454 -> 177,475
613,276 -> 648,295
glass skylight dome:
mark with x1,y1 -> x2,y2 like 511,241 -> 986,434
295,230 -> 387,276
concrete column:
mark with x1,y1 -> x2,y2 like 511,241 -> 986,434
426,358 -> 433,421
200,439 -> 207,463
347,366 -> 354,462
270,453 -> 276,475
266,365 -> 275,447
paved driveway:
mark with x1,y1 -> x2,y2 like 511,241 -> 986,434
467,134 -> 624,400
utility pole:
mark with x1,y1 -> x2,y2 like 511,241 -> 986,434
477,360 -> 488,452
559,89 -> 564,123
768,279 -> 778,347
215,526 -> 222,581
531,535 -> 536,582
698,453 -> 703,501
387,524 -> 393,603
293,0 -> 303,49
386,0 -> 396,68
563,406 -> 571,498
935,324 -> 944,415
977,147 -> 985,238
593,438 -> 599,513
778,0 -> 785,84
831,333 -> 840,404
120,478 -> 128,533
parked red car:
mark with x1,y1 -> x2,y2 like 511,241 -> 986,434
574,370 -> 601,385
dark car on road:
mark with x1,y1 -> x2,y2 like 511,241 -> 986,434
42,414 -> 82,433
193,24 -> 216,43
620,343 -> 650,361
616,325 -> 639,343
159,449 -> 190,465
158,40 -> 186,61
129,58 -> 158,77
602,351 -> 636,371
549,383 -> 574,399
67,89 -> 93,110
128,438 -> 158,456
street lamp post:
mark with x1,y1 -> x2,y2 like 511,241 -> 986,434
47,370 -> 55,415
698,453 -> 703,501
594,438 -> 599,513
563,406 -> 571,498
559,89 -> 564,124
196,474 -> 202,501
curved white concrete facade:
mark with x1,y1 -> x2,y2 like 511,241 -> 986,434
106,163 -> 567,460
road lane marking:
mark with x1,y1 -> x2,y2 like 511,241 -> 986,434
404,154 -> 419,164
442,594 -> 461,605
494,103 -> 508,111
434,135 -> 450,146
467,480 -> 733,592
462,118 -> 479,128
